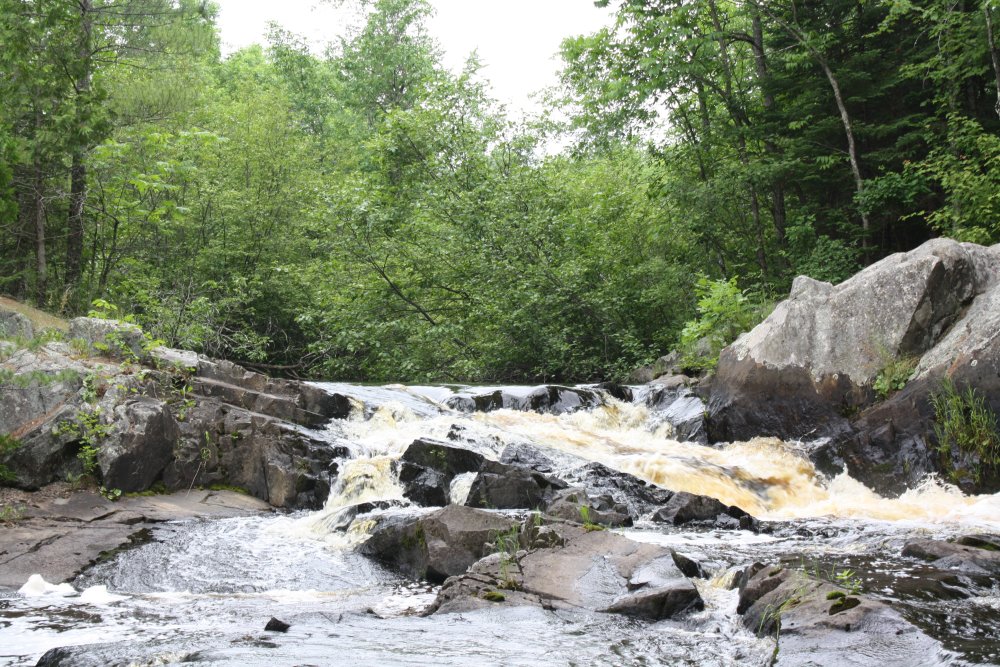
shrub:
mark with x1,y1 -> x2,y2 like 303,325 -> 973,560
678,277 -> 770,372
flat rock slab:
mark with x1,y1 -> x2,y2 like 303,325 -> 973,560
0,488 -> 270,591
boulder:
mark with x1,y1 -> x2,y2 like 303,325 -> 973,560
428,520 -> 703,619
739,566 -> 947,666
69,317 -> 146,360
707,239 -> 1000,493
97,398 -> 180,492
465,460 -> 567,510
651,491 -> 758,530
560,461 -> 673,519
359,505 -> 518,582
542,487 -> 632,527
0,309 -> 33,340
840,276 -> 1000,493
709,239 -> 1000,444
398,438 -> 486,506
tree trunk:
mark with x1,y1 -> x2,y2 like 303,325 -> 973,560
985,3 -> 1000,119
818,57 -> 871,245
66,0 -> 94,289
708,1 -> 768,275
33,162 -> 47,305
752,14 -> 787,249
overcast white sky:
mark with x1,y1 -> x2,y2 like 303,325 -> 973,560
213,0 -> 612,116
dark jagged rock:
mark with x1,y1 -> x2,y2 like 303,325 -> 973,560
739,566 -> 947,666
643,385 -> 707,443
465,460 -> 567,510
398,438 -> 486,506
593,382 -> 633,402
445,385 -> 604,415
651,491 -> 758,531
561,461 -> 673,519
542,487 -> 632,527
359,505 -> 517,583
97,399 -> 179,492
264,617 -> 290,632
671,551 -> 706,579
498,441 -> 586,473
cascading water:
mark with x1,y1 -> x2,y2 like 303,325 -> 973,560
2,383 -> 999,666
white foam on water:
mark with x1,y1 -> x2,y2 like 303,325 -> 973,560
18,574 -> 76,598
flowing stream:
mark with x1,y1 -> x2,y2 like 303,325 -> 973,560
2,383 -> 1000,666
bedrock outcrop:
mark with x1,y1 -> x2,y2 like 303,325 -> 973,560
707,239 -> 1000,493
0,319 -> 351,509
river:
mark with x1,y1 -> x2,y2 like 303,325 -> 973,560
2,383 -> 999,666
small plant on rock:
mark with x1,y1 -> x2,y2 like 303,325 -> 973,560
872,356 -> 917,400
579,505 -> 605,532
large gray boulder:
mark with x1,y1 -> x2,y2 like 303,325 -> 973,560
707,239 -> 1000,492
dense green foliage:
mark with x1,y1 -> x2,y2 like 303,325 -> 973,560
1,0 -> 998,381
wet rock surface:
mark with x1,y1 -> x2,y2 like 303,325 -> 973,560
427,519 -> 703,620
0,486 -> 270,591
651,491 -> 758,531
359,505 -> 518,582
738,566 -> 949,667
903,536 -> 1000,576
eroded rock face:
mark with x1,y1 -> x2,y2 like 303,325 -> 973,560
707,239 -> 1000,493
709,239 -> 1000,443
0,336 -> 345,508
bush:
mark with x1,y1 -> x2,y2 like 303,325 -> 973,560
678,277 -> 770,372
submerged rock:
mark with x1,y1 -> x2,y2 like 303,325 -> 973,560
903,537 -> 1000,576
738,565 -> 948,666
